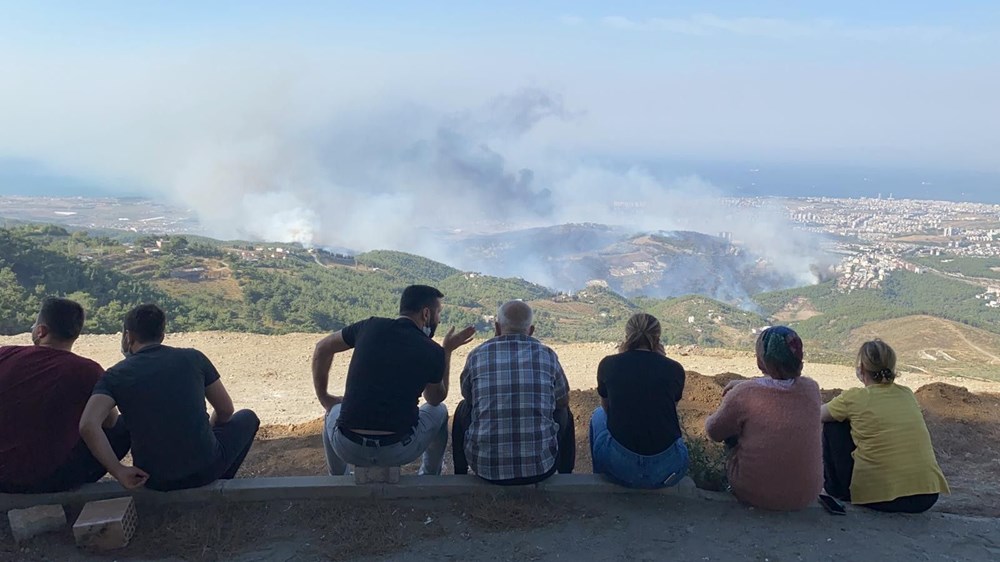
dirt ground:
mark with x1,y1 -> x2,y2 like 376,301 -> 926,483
5,495 -> 999,561
3,332 -> 998,427
241,371 -> 1000,518
2,332 -> 1000,560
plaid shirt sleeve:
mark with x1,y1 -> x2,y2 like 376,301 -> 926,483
553,354 -> 569,404
460,353 -> 474,402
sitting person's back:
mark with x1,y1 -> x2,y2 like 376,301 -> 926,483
312,285 -> 476,477
822,340 -> 948,513
0,298 -> 129,493
705,326 -> 822,511
453,301 -> 574,485
590,313 -> 688,489
79,304 -> 259,491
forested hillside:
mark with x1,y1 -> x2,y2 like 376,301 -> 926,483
3,225 -> 996,355
0,225 -> 764,344
753,271 -> 997,362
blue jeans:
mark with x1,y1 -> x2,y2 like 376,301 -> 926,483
589,406 -> 689,489
323,403 -> 449,476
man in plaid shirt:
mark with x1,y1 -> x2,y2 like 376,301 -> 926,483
452,300 -> 575,484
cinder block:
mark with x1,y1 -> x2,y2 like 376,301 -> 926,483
7,504 -> 66,543
354,466 -> 400,484
73,497 -> 137,550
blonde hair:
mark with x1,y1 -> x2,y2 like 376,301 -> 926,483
619,313 -> 665,355
857,339 -> 897,383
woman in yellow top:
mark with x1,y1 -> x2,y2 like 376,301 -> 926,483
820,339 -> 949,513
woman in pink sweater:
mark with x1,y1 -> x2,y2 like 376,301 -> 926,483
705,326 -> 823,511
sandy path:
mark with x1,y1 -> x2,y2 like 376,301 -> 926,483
3,332 -> 999,426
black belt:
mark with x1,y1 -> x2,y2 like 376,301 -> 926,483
338,427 -> 412,446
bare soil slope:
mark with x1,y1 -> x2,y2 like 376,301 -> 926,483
845,315 -> 1000,382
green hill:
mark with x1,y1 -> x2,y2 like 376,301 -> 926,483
753,271 -> 996,362
4,224 -> 997,366
354,250 -> 459,283
640,295 -> 767,348
0,227 -> 175,333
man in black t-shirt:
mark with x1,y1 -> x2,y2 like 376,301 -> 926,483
79,304 -> 260,491
312,285 -> 475,475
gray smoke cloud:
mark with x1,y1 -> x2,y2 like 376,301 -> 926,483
164,87 -> 828,277
0,50 -> 830,299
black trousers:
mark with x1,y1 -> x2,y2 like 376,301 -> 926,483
146,409 -> 260,492
822,420 -> 938,513
452,399 -> 576,483
0,418 -> 131,494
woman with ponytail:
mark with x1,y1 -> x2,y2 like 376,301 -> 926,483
705,326 -> 823,511
821,339 -> 949,513
589,313 -> 689,488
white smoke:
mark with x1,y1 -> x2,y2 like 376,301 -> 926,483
0,45 -> 829,295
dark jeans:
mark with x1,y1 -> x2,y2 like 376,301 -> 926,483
822,420 -> 939,513
0,419 -> 131,494
146,409 -> 260,492
452,399 -> 575,483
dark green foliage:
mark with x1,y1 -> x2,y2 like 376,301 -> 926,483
437,273 -> 553,309
0,228 -> 175,333
753,272 -> 997,351
354,250 -> 459,283
911,256 -> 1000,280
4,224 -> 997,349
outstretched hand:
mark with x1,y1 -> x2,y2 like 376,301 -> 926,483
112,465 -> 149,490
442,325 -> 476,352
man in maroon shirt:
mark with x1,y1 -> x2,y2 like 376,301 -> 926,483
0,297 -> 130,493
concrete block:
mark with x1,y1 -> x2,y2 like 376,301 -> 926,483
7,504 -> 66,543
131,481 -> 223,505
354,466 -> 400,484
0,482 -> 125,511
221,476 -> 373,501
377,475 -> 493,498
537,474 -> 632,493
696,488 -> 738,502
73,497 -> 137,551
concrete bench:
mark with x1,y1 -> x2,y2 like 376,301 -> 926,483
1,474 -> 703,511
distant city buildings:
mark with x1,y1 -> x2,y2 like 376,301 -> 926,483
784,196 -> 1000,300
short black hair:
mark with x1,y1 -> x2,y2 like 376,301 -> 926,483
37,297 -> 86,341
123,303 -> 167,343
399,285 -> 444,315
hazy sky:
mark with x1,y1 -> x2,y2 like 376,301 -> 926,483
1,2 -> 998,230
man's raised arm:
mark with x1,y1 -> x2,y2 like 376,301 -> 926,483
313,331 -> 351,412
423,326 -> 476,405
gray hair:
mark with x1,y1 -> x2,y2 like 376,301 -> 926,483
497,300 -> 533,335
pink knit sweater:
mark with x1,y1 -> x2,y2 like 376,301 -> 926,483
705,377 -> 823,511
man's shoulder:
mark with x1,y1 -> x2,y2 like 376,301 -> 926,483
477,335 -> 555,353
0,345 -> 101,371
0,345 -> 33,363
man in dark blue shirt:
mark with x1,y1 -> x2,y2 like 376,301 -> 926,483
79,304 -> 259,491
312,285 -> 474,475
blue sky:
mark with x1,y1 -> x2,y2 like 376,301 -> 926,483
1,2 -> 998,210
